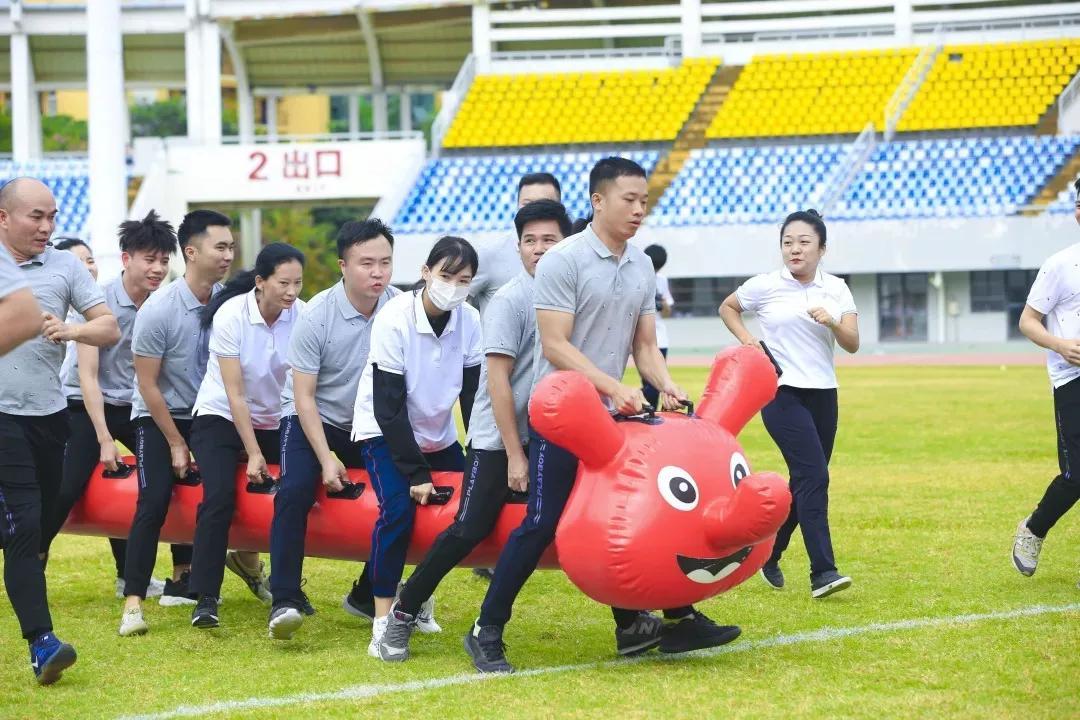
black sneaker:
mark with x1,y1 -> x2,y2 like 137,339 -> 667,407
299,579 -> 316,617
811,570 -> 852,599
342,578 -> 375,621
615,612 -> 663,656
268,603 -> 304,641
464,623 -> 514,673
660,611 -> 741,654
160,570 -> 198,607
191,595 -> 220,629
472,567 -> 495,581
761,563 -> 784,590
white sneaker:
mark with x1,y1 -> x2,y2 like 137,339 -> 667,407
1012,517 -> 1043,577
415,594 -> 442,634
225,551 -> 273,605
368,615 -> 389,658
119,607 -> 149,637
116,576 -> 165,599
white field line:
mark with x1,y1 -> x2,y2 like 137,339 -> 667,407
121,602 -> 1080,720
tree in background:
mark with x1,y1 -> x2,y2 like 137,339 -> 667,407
259,207 -> 341,300
130,97 -> 186,138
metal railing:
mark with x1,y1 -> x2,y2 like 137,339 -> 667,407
219,130 -> 423,145
430,53 -> 476,155
493,46 -> 678,63
884,26 -> 943,142
1058,68 -> 1080,134
816,122 -> 878,216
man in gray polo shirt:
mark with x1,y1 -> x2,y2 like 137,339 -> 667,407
0,177 -> 120,685
467,158 -> 740,675
267,219 -> 399,640
42,211 -> 188,602
119,209 -> 235,637
469,172 -> 562,318
0,242 -> 43,356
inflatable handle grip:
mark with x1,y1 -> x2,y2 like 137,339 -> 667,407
246,474 -> 278,495
427,486 -> 455,505
326,481 -> 365,500
759,341 -> 784,378
615,404 -> 661,425
679,399 -> 695,417
103,461 -> 135,479
176,468 -> 202,486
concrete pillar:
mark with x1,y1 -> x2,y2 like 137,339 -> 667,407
472,0 -> 491,73
10,19 -> 40,162
86,0 -> 127,281
240,209 -> 261,267
680,0 -> 702,58
347,94 -> 360,138
894,0 -> 913,45
266,94 -> 279,140
199,21 -> 223,144
400,91 -> 412,133
184,0 -> 222,145
372,92 -> 388,134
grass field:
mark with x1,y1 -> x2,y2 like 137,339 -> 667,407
2,365 -> 1078,719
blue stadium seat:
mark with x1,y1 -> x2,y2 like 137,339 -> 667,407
0,158 -> 94,238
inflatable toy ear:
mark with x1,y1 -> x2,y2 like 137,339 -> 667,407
529,371 -> 624,469
697,346 -> 778,434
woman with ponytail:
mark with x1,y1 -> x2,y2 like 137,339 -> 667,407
720,209 -> 860,599
188,242 -> 306,629
349,235 -> 482,659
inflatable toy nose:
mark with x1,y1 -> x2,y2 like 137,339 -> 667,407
702,471 -> 791,550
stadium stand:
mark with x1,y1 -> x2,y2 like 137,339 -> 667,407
442,58 -> 719,148
0,159 -> 91,238
393,150 -> 660,233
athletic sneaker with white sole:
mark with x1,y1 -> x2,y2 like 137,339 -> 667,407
811,571 -> 853,599
1012,516 -> 1043,577
159,570 -> 198,607
225,551 -> 272,604
118,607 -> 149,637
368,615 -> 389,658
378,603 -> 416,662
268,604 -> 304,641
760,563 -> 784,590
415,594 -> 441,634
116,577 -> 164,600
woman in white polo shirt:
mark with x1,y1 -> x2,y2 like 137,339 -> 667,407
351,235 -> 482,658
720,209 -> 859,599
188,242 -> 306,629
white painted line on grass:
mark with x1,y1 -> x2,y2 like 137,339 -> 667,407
121,602 -> 1080,720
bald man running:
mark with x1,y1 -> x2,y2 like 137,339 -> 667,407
0,178 -> 120,685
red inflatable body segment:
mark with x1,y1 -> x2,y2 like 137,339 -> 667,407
65,467 -> 553,568
64,347 -> 790,610
530,345 -> 792,610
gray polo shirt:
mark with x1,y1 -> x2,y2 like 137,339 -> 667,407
0,245 -> 106,416
281,281 -> 400,431
61,275 -> 139,406
468,271 -> 535,452
0,244 -> 27,299
532,224 -> 656,410
130,278 -> 220,420
469,235 -> 521,318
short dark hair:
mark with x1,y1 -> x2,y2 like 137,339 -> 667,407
517,173 -> 561,201
571,215 -> 591,235
1074,176 -> 1080,198
780,209 -> 827,248
118,209 -> 178,256
54,237 -> 89,252
178,209 -> 231,248
589,157 -> 647,196
514,199 -> 572,240
643,244 -> 667,272
337,218 -> 395,259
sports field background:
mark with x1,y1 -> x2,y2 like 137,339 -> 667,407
1,365 -> 1077,719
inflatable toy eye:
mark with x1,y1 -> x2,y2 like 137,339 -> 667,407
658,465 -> 698,511
730,452 -> 749,488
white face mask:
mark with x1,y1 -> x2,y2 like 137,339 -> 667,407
426,276 -> 470,311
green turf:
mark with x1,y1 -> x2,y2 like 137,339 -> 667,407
2,365 -> 1078,719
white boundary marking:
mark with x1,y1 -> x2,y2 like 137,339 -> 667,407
121,602 -> 1080,720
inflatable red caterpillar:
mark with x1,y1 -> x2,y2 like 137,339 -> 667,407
65,346 -> 790,609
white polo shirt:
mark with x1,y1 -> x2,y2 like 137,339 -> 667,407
351,290 -> 483,451
194,289 -> 306,430
1027,242 -> 1080,389
735,268 -> 856,390
655,273 -> 675,350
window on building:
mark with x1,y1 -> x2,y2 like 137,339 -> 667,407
970,271 -> 1006,312
668,277 -> 750,318
878,273 -> 928,341
1005,269 -> 1039,340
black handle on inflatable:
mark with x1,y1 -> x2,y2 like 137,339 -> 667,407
246,473 -> 278,495
679,399 -> 695,417
759,341 -> 784,378
507,490 -> 529,505
326,481 -> 365,500
176,468 -> 202,486
427,486 -> 455,506
103,461 -> 135,479
614,403 -> 662,425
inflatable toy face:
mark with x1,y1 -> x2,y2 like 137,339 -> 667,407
529,346 -> 792,610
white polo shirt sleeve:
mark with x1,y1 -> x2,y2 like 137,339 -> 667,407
369,311 -> 407,375
735,273 -> 771,313
1027,260 -> 1061,316
464,308 -> 484,368
836,279 -> 857,317
534,251 -> 577,314
208,299 -> 244,358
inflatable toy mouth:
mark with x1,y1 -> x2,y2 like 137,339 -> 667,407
677,546 -> 753,584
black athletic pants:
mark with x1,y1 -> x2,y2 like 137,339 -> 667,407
1028,375 -> 1080,537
